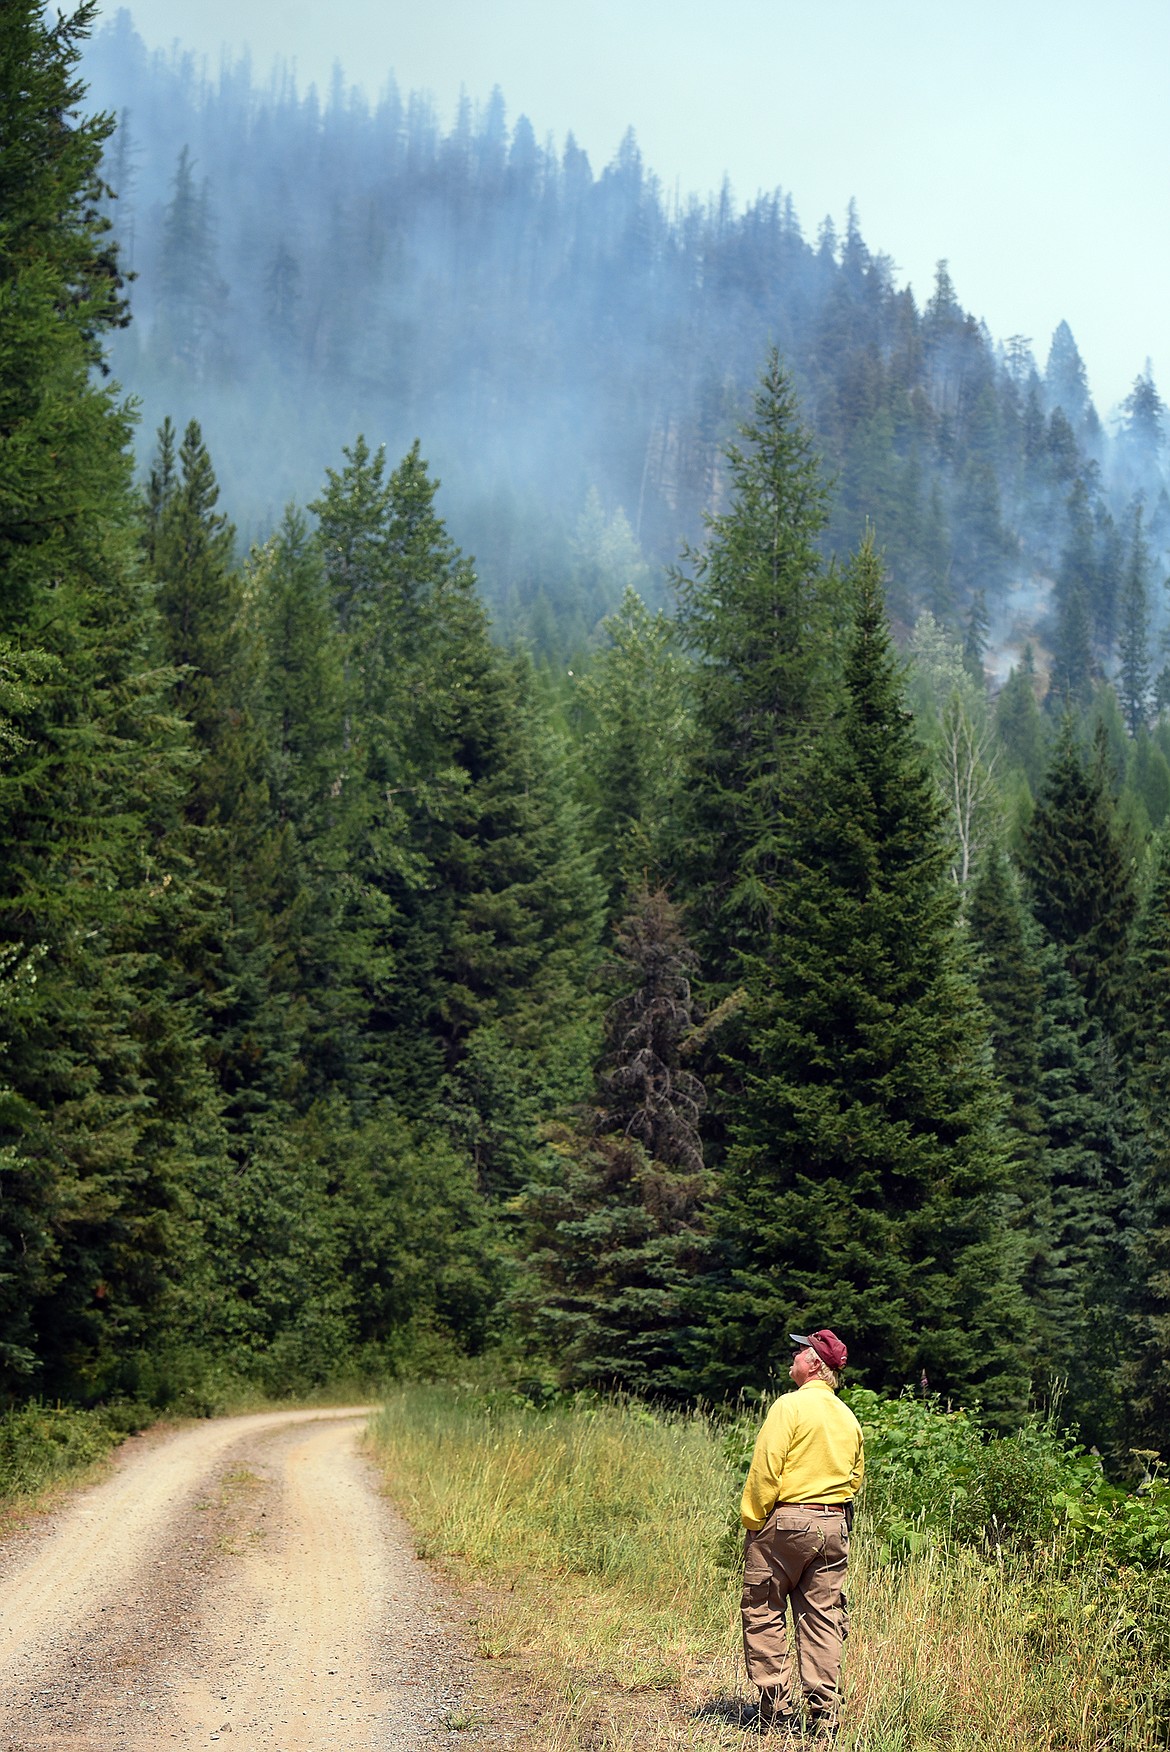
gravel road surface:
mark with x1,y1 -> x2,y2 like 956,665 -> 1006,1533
0,1407 -> 499,1751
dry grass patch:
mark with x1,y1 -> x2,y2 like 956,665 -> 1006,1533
371,1385 -> 1167,1750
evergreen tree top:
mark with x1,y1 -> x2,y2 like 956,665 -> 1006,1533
1021,717 -> 1136,1043
669,351 -> 844,972
676,353 -> 833,707
813,536 -> 948,903
708,535 -> 1022,1408
0,1 -> 129,355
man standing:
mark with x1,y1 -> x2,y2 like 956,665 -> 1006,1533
739,1328 -> 863,1740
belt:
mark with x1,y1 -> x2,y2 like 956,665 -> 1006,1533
773,1501 -> 845,1514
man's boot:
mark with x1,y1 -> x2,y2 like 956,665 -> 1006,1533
740,1687 -> 798,1735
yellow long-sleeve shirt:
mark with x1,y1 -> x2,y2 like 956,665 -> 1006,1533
740,1380 -> 865,1531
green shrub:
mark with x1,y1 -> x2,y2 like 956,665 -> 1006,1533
0,1400 -> 149,1500
840,1386 -> 1170,1569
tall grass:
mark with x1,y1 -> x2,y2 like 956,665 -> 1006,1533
372,1387 -> 739,1691
371,1385 -> 1169,1750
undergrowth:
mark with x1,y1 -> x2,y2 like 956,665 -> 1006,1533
371,1382 -> 1170,1750
0,1400 -> 150,1501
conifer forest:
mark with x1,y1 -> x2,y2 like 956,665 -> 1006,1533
4,2 -> 1170,1467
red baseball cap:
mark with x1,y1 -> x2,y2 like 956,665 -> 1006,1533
790,1328 -> 848,1370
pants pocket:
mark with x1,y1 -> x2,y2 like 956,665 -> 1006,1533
743,1550 -> 773,1585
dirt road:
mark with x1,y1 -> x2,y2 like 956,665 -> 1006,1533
0,1406 -> 502,1751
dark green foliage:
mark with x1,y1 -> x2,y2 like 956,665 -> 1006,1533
839,1388 -> 1093,1558
3,0 -> 1165,1451
516,887 -> 712,1398
596,885 -> 707,1171
0,4 -> 128,463
0,0 -> 608,1399
962,589 -> 990,687
1124,830 -> 1170,1451
1126,730 -> 1170,834
1029,945 -> 1140,1446
671,350 -> 844,980
1117,500 -> 1152,736
983,714 -> 1143,1443
518,1132 -> 712,1400
187,1106 -> 505,1393
436,650 -> 607,1196
706,542 -> 1025,1412
1021,720 -> 1137,1045
146,418 -> 299,1131
968,853 -> 1047,1207
146,418 -> 252,824
0,1400 -> 149,1500
838,1387 -> 1167,1562
0,1 -> 214,1402
248,508 -> 379,1108
994,648 -> 1047,795
968,853 -> 1139,1445
572,589 -> 692,915
311,439 -> 605,1186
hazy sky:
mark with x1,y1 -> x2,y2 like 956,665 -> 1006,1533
110,1 -> 1166,418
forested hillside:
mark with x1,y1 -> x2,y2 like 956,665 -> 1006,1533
85,11 -> 1169,674
3,3 -> 1170,1472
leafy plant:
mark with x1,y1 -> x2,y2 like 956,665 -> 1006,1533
844,1385 -> 1170,1569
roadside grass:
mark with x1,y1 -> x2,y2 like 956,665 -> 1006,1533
0,1375 -> 378,1528
370,1384 -> 1168,1751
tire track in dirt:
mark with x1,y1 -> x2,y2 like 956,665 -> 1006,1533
0,1407 -> 504,1751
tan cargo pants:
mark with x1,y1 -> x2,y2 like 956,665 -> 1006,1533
741,1504 -> 849,1728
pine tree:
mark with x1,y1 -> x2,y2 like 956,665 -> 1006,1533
1127,730 -> 1170,834
671,350 -> 844,983
147,419 -> 294,1130
1028,941 -> 1139,1445
1047,481 -> 1096,711
1092,503 -> 1124,664
1021,720 -> 1137,1046
1120,369 -> 1166,458
920,480 -> 954,622
1117,500 -> 1152,736
247,508 -> 381,1107
572,588 -> 691,914
968,851 -> 1139,1441
704,542 -> 1025,1411
0,2 -> 214,1398
596,886 -> 708,1170
962,589 -> 990,687
516,886 -> 712,1397
438,648 -> 606,1197
1044,321 -> 1090,427
968,853 -> 1046,1212
311,439 -> 605,1185
1122,829 -> 1170,1449
154,145 -> 224,374
994,647 -> 1047,795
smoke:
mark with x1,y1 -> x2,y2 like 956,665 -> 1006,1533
85,14 -> 1170,670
